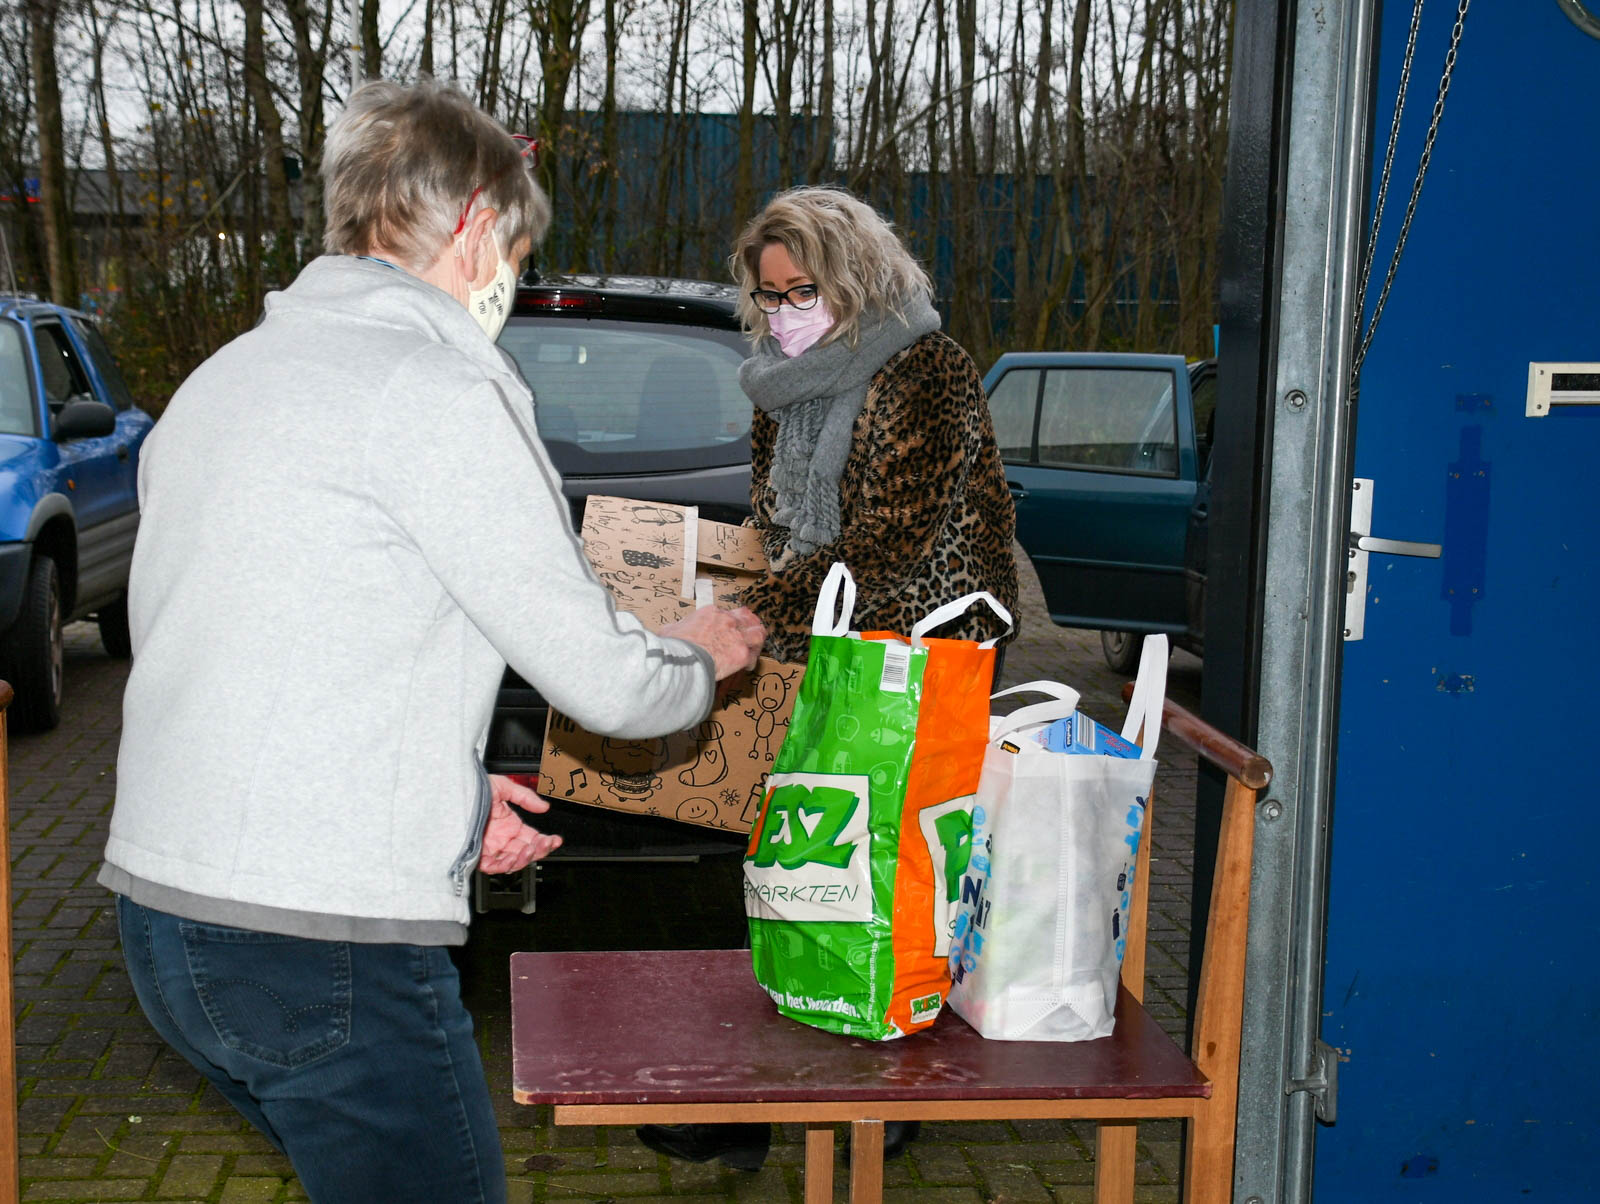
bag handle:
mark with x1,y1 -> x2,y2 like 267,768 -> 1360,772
811,562 -> 857,637
1120,634 -> 1169,760
989,680 -> 1083,741
909,591 -> 1016,649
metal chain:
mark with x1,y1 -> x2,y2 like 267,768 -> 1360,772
1352,0 -> 1472,380
1352,0 -> 1424,336
1556,0 -> 1600,40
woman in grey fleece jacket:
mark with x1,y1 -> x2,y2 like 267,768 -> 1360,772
99,81 -> 763,1204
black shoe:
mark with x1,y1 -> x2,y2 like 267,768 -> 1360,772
636,1123 -> 770,1171
845,1119 -> 921,1164
884,1120 -> 921,1159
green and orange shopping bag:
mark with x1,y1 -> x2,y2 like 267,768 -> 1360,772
743,563 -> 1012,1039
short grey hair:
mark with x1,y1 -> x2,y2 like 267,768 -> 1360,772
323,79 -> 551,268
731,186 -> 934,348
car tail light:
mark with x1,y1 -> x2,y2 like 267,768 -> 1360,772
517,290 -> 602,312
504,772 -> 540,793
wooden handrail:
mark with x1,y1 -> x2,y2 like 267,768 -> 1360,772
1120,683 -> 1271,790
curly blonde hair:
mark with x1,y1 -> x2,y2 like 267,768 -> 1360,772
731,187 -> 933,348
323,79 -> 551,269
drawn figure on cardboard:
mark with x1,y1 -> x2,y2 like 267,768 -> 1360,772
709,526 -> 741,559
676,797 -> 718,825
740,781 -> 766,827
744,667 -> 798,759
678,720 -> 728,787
598,736 -> 669,803
623,548 -> 672,569
628,505 -> 683,526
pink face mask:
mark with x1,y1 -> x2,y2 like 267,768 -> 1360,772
767,298 -> 836,357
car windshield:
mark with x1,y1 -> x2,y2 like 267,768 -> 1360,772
499,317 -> 750,475
0,322 -> 36,436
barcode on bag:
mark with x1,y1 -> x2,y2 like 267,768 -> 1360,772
880,642 -> 911,692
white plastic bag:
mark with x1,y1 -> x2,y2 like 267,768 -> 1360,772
946,635 -> 1168,1041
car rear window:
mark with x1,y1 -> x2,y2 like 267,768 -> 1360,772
499,317 -> 751,475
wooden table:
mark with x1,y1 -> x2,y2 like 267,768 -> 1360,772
510,949 -> 1210,1203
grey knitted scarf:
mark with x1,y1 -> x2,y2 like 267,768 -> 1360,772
739,299 -> 941,559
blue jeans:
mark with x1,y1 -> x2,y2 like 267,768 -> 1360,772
116,896 -> 506,1204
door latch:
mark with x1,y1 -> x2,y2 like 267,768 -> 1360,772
1344,478 -> 1442,640
1286,1038 -> 1340,1123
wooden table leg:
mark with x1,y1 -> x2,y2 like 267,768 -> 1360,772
1094,1120 -> 1138,1204
805,1124 -> 836,1204
848,1120 -> 884,1204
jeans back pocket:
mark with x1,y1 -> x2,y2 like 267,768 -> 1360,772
181,922 -> 353,1069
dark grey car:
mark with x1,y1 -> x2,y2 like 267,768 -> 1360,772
483,274 -> 755,860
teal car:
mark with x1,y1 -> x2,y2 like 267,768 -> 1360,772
984,352 -> 1217,672
0,297 -> 152,730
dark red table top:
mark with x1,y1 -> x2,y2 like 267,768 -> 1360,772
510,949 -> 1208,1106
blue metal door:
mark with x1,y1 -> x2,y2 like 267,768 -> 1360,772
1317,4 -> 1600,1197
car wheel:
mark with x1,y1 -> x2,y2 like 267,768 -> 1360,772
1100,630 -> 1142,676
98,593 -> 132,659
1,556 -> 65,732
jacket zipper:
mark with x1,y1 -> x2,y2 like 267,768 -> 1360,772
449,766 -> 493,896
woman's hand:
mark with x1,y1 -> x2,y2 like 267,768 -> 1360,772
478,774 -> 563,874
658,605 -> 766,679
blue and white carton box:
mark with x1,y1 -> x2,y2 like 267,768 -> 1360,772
1035,711 -> 1142,759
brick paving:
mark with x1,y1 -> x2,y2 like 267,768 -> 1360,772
7,549 -> 1204,1203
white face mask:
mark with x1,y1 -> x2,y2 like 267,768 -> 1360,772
466,251 -> 517,342
767,297 -> 835,357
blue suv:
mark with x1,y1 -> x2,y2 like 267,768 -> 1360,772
0,296 -> 152,731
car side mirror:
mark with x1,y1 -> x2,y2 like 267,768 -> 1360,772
53,398 -> 117,441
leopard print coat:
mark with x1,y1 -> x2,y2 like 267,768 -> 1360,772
740,330 -> 1019,663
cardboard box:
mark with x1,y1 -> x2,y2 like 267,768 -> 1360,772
538,496 -> 803,833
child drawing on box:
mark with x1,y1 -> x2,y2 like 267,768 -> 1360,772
743,669 -> 795,759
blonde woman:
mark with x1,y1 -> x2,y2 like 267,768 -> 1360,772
733,185 -> 1017,662
638,188 -> 1018,1172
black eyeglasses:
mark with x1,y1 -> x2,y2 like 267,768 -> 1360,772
749,284 -> 821,314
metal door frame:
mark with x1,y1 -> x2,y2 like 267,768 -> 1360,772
1202,1 -> 1380,1200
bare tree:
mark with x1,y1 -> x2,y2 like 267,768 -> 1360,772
362,0 -> 383,77
34,0 -> 1235,402
530,0 -> 591,224
243,0 -> 295,262
25,0 -> 76,304
803,0 -> 833,185
736,0 -> 758,220
0,4 -> 43,293
284,0 -> 337,249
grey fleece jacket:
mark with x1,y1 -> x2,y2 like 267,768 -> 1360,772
99,255 -> 715,944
